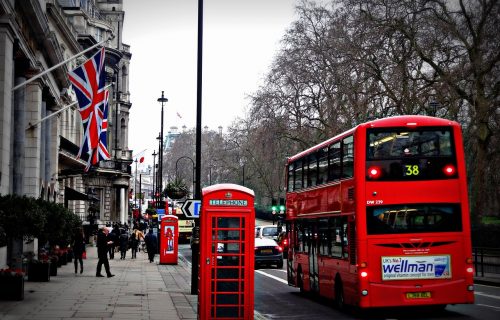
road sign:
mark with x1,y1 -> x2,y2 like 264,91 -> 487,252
181,199 -> 201,218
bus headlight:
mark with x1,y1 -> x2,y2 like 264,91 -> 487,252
361,290 -> 368,296
467,285 -> 474,291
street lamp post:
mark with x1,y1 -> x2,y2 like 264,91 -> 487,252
152,150 -> 157,203
156,134 -> 161,206
175,156 -> 195,195
134,158 -> 138,209
157,91 -> 168,207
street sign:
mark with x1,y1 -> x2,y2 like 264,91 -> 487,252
181,199 -> 201,218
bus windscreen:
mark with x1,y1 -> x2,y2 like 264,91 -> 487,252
366,204 -> 462,235
366,128 -> 457,180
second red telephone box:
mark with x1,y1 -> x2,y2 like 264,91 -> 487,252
198,184 -> 255,320
160,215 -> 178,264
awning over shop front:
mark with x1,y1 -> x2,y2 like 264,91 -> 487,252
64,187 -> 99,207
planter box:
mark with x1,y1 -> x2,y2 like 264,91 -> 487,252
0,275 -> 24,300
49,260 -> 58,276
28,262 -> 50,282
60,253 -> 67,265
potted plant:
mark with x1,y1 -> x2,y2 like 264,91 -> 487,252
27,259 -> 50,282
0,268 -> 24,300
164,178 -> 189,200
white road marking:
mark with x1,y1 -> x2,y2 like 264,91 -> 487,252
255,269 -> 288,285
475,291 -> 500,300
475,304 -> 500,311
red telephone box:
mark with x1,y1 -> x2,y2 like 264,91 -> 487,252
160,215 -> 178,264
199,184 -> 255,320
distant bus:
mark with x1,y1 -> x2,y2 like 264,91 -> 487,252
171,203 -> 194,243
285,115 -> 474,309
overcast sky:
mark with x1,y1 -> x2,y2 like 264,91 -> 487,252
122,0 -> 303,165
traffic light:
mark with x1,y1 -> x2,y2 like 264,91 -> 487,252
271,198 -> 277,212
279,198 -> 285,213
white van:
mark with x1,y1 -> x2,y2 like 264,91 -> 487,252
255,225 -> 280,241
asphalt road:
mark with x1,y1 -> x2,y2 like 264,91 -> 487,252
179,244 -> 500,320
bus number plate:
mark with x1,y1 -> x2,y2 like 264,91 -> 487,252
406,292 -> 431,299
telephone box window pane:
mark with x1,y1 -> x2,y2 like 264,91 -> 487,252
216,293 -> 239,304
215,306 -> 239,318
217,217 -> 241,228
216,280 -> 239,292
217,230 -> 240,241
217,268 -> 239,279
216,255 -> 240,266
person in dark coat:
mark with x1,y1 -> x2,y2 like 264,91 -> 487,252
119,229 -> 129,259
96,227 -> 115,277
144,229 -> 157,263
109,224 -> 120,259
72,228 -> 86,274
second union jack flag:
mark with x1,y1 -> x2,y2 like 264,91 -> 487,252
68,47 -> 110,171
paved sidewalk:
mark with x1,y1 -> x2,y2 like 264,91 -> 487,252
0,247 -> 197,319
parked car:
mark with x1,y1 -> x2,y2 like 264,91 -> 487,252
254,237 -> 283,269
255,225 -> 279,241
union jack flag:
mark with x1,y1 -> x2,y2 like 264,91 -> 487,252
68,47 -> 110,171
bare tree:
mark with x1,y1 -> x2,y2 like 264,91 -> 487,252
352,0 -> 500,218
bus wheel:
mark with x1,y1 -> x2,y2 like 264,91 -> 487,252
334,280 -> 345,310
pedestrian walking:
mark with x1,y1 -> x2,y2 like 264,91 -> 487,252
130,228 -> 144,258
109,224 -> 119,259
119,229 -> 129,259
144,229 -> 157,263
72,228 -> 86,274
96,227 -> 115,278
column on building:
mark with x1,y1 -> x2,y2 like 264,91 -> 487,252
120,187 -> 126,224
12,76 -> 26,196
24,81 -> 43,198
0,23 -> 14,195
40,101 -> 46,199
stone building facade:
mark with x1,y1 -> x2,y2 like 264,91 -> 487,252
0,0 -> 133,227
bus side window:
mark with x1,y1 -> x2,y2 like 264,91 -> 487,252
342,221 -> 349,259
317,147 -> 328,185
287,164 -> 294,191
342,136 -> 354,178
294,160 -> 303,190
319,219 -> 329,256
308,153 -> 318,187
329,142 -> 341,181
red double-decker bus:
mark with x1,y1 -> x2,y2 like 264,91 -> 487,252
285,115 -> 474,309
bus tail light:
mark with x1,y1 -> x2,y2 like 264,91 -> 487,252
466,257 -> 474,274
367,166 -> 382,179
359,262 -> 368,278
443,164 -> 456,176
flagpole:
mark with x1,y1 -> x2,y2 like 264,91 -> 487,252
26,101 -> 77,130
26,83 -> 113,130
12,36 -> 113,92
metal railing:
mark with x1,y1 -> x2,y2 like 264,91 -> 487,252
473,247 -> 500,277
